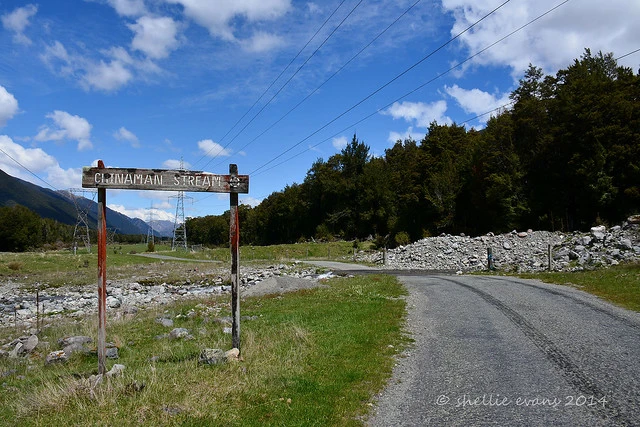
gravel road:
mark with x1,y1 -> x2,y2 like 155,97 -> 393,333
367,274 -> 640,426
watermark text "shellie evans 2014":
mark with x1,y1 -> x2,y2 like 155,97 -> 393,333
435,394 -> 608,409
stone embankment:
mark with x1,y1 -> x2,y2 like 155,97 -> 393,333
355,218 -> 640,273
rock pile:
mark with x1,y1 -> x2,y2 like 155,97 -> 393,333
356,220 -> 640,273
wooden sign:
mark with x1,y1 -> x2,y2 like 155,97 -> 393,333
82,167 -> 249,193
83,161 -> 247,374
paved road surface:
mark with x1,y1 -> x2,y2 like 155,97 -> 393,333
367,274 -> 640,426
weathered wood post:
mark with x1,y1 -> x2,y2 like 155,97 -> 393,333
36,290 -> 39,332
96,160 -> 107,375
229,164 -> 241,351
548,244 -> 552,271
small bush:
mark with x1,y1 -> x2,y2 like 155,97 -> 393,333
8,262 -> 22,271
315,223 -> 332,241
146,241 -> 155,253
394,231 -> 411,246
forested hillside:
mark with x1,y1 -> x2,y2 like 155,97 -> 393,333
189,50 -> 639,247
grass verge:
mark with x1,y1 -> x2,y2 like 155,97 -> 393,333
0,274 -> 408,426
156,241 -> 374,263
518,262 -> 640,312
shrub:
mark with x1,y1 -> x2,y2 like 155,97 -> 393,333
315,223 -> 332,241
8,262 -> 22,271
394,231 -> 411,246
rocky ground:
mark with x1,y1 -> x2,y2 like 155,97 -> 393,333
0,263 -> 324,329
1,218 -> 639,331
356,219 -> 640,274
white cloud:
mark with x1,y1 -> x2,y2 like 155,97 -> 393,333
445,84 -> 511,122
163,159 -> 192,169
442,0 -> 640,74
306,3 -> 321,14
109,204 -> 175,221
0,86 -> 19,127
240,31 -> 284,53
128,16 -> 180,59
107,0 -> 146,17
0,135 -> 82,189
114,126 -> 140,147
383,100 -> 451,128
240,196 -> 262,207
332,136 -> 347,150
387,127 -> 425,144
1,4 -> 37,45
41,42 -> 161,92
40,41 -> 73,75
165,0 -> 291,41
82,57 -> 134,92
35,110 -> 93,151
197,139 -> 231,157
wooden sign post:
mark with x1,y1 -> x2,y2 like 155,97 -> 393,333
83,162 -> 249,374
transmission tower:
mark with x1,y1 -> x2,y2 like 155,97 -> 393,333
107,227 -> 118,246
68,188 -> 96,253
170,158 -> 191,250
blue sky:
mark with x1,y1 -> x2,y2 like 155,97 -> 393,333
1,0 -> 638,222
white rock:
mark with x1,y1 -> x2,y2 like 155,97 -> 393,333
107,296 -> 121,308
106,364 -> 125,377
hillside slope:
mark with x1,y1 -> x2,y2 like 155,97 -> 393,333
0,169 -> 146,235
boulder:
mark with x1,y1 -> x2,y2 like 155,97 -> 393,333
199,348 -> 226,365
156,317 -> 174,327
58,336 -> 92,347
225,348 -> 240,361
617,239 -> 633,250
8,342 -> 23,358
106,364 -> 125,378
22,335 -> 38,353
63,342 -> 91,356
106,346 -> 119,359
46,350 -> 69,364
106,296 -> 121,308
169,328 -> 191,339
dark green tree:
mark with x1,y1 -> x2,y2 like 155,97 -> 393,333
0,205 -> 43,251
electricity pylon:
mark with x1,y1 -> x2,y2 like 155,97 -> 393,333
68,188 -> 96,253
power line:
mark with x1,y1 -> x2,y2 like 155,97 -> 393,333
249,0 -> 517,175
199,0 -> 364,170
192,0 -> 350,170
0,146 -> 59,190
459,101 -> 515,125
210,0 -> 424,170
616,48 -> 640,61
252,0 -> 572,177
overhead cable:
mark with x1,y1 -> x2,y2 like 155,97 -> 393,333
200,0 -> 365,170
249,0 -> 517,175
251,0 -> 572,177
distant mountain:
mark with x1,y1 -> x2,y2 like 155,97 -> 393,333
130,218 -> 175,238
150,219 -> 176,238
0,169 -> 147,235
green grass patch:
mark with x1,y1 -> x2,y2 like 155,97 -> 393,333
518,262 -> 640,312
157,241 -> 373,263
0,275 -> 408,426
